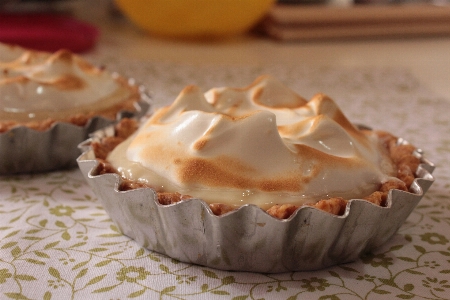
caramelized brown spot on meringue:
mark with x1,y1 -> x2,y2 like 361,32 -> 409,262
50,74 -> 85,90
193,138 -> 208,151
178,156 -> 303,192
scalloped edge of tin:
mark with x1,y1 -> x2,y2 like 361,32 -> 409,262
0,84 -> 151,175
77,130 -> 435,273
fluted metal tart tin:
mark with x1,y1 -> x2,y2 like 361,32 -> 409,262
77,128 -> 435,273
0,86 -> 150,175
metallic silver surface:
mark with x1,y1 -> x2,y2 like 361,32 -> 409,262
0,87 -> 150,175
77,130 -> 435,273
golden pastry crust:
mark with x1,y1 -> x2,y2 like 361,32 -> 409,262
0,76 -> 140,133
91,119 -> 420,219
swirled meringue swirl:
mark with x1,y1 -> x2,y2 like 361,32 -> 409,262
108,75 -> 397,209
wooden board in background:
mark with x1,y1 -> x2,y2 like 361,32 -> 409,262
261,3 -> 450,40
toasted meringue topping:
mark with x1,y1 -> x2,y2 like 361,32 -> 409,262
108,75 -> 397,209
0,44 -> 135,122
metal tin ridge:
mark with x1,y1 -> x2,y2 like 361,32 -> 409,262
77,131 -> 435,273
0,88 -> 150,175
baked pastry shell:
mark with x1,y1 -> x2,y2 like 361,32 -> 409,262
0,82 -> 150,175
77,127 -> 435,273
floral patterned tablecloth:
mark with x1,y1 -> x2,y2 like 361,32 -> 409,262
1,62 -> 449,300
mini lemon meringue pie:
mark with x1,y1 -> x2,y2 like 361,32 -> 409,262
0,43 -> 148,174
91,75 -> 419,218
0,43 -> 141,132
79,75 -> 434,272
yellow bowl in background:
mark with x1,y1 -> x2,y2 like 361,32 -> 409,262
114,0 -> 275,39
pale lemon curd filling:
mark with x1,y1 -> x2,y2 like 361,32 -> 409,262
0,44 -> 134,122
108,75 -> 397,209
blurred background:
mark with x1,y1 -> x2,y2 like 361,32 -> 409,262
1,0 -> 449,53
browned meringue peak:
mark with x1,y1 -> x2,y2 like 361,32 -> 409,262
0,45 -> 135,122
107,75 -> 397,209
206,74 -> 308,111
0,43 -> 49,70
